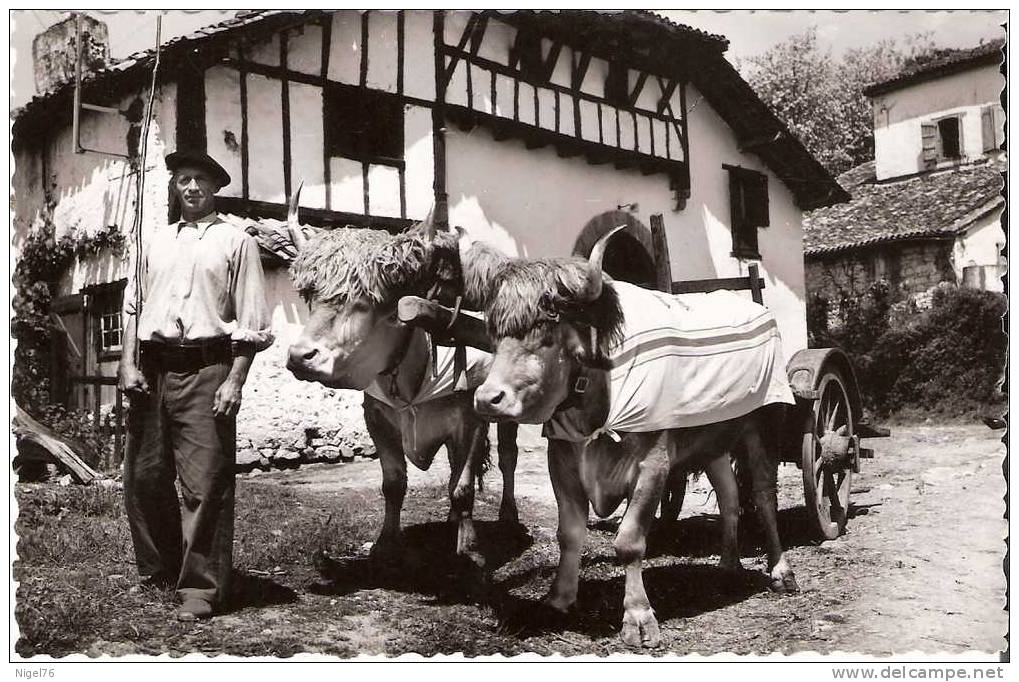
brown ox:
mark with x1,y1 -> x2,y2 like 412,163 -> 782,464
284,202 -> 518,562
468,229 -> 798,647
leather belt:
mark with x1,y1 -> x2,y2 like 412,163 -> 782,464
141,338 -> 233,372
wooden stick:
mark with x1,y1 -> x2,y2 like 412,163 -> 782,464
397,296 -> 492,351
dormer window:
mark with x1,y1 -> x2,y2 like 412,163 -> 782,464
921,115 -> 963,167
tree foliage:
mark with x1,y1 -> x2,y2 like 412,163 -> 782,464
745,28 -> 936,176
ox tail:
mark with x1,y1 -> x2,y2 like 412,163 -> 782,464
473,428 -> 491,493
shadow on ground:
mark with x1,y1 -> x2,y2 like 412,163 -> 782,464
226,572 -> 300,614
492,562 -> 771,640
309,519 -> 534,603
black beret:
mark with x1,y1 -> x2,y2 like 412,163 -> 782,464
165,150 -> 231,188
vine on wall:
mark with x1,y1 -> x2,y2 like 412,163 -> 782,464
12,213 -> 128,414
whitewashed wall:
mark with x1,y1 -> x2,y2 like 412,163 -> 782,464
953,207 -> 1006,292
446,82 -> 808,357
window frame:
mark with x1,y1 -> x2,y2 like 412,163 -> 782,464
83,279 -> 127,363
723,164 -> 769,261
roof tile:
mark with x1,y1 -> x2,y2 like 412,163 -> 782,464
803,157 -> 1005,255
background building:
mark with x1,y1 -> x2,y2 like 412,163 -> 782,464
804,40 -> 1005,308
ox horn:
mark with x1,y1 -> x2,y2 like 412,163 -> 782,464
579,224 -> 627,302
287,180 -> 306,252
418,204 -> 437,240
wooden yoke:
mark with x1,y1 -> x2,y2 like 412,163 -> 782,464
397,296 -> 493,352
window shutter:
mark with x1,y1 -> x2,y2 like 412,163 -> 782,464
921,121 -> 938,167
749,173 -> 769,228
981,105 -> 997,152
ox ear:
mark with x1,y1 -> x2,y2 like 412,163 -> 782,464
287,180 -> 307,252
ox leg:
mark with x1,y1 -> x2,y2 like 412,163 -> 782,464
497,422 -> 520,524
364,407 -> 407,561
447,425 -> 484,557
703,454 -> 742,572
743,418 -> 798,592
544,440 -> 588,614
616,440 -> 669,648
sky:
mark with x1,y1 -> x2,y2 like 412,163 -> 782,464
9,9 -> 1007,109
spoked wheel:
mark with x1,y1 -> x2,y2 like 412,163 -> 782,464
802,369 -> 855,541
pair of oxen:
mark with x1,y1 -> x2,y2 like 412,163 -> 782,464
284,198 -> 797,648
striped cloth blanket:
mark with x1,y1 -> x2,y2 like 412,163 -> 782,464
545,281 -> 794,443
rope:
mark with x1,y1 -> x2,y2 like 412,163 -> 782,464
131,14 -> 162,364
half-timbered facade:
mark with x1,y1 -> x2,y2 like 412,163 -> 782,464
13,10 -> 846,462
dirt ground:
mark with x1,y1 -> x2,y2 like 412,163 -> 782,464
14,423 -> 1007,658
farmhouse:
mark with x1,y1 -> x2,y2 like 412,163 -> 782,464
12,10 -> 845,465
803,40 -> 1005,309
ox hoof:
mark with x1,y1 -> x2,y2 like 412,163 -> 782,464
620,608 -> 661,648
768,560 -> 799,593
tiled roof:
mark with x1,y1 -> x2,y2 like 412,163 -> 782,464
864,39 -> 1005,97
803,157 -> 1005,256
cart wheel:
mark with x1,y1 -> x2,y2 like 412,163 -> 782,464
802,369 -> 854,541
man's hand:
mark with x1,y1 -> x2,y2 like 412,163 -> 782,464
118,362 -> 150,396
213,377 -> 243,419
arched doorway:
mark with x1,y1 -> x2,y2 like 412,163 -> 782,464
573,210 -> 657,288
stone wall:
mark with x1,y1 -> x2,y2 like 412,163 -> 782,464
805,240 -> 956,306
235,340 -> 376,472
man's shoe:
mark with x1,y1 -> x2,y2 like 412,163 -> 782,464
176,599 -> 214,622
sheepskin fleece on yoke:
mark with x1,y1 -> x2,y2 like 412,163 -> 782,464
545,281 -> 795,442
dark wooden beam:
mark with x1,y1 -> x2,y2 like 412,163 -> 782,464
216,195 -> 414,232
279,31 -> 292,198
649,213 -> 672,294
655,77 -> 677,116
628,71 -> 649,108
672,275 -> 766,296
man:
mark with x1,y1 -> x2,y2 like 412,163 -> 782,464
118,150 -> 274,622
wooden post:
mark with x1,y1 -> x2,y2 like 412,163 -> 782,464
649,213 -> 673,293
114,389 -> 124,468
749,263 -> 763,305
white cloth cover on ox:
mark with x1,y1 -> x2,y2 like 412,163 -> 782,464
544,281 -> 795,443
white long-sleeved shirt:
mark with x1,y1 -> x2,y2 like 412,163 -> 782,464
124,212 -> 274,351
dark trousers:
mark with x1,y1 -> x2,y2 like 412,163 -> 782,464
123,357 -> 236,606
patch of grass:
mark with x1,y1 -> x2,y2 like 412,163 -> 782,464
15,485 -> 132,567
234,484 -> 378,571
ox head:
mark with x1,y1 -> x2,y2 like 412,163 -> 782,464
473,226 -> 626,423
285,188 -> 463,389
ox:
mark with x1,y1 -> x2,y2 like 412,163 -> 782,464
467,228 -> 799,647
284,200 -> 518,562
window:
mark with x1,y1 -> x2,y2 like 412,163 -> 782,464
937,117 -> 961,159
921,115 -> 963,167
323,85 -> 404,164
724,165 -> 769,260
85,280 -> 126,361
